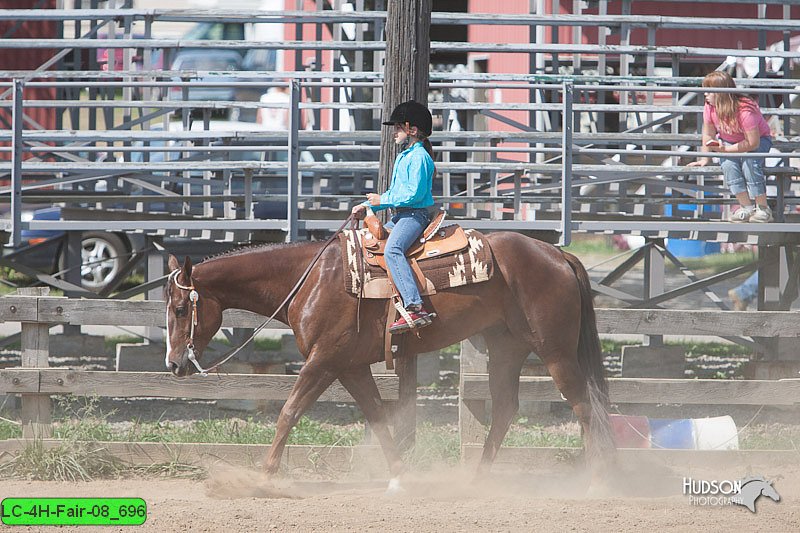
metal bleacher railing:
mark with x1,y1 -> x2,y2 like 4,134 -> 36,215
2,75 -> 798,241
0,5 -> 799,308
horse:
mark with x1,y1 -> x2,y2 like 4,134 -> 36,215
164,230 -> 615,491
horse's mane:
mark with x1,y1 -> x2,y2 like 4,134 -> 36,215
201,240 -> 314,264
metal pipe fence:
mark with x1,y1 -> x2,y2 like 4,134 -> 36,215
0,4 -> 799,248
3,74 -> 800,245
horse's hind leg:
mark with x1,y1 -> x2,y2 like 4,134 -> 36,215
540,345 -> 613,480
477,330 -> 530,475
338,365 -> 405,492
262,357 -> 337,476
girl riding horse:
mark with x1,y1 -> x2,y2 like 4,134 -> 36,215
352,100 -> 436,334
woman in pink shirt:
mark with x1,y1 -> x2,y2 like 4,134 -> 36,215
688,71 -> 773,222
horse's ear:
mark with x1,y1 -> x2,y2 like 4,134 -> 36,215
182,256 -> 193,279
167,254 -> 180,272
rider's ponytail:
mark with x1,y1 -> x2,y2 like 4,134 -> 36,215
419,135 -> 434,160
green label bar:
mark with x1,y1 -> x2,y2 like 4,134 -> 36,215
1,498 -> 146,526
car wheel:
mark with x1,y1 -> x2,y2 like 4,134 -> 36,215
59,232 -> 128,292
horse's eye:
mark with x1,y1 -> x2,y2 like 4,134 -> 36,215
175,306 -> 187,318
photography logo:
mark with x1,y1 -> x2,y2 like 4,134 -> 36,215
683,476 -> 781,512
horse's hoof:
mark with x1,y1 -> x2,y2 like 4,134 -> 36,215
385,476 -> 406,496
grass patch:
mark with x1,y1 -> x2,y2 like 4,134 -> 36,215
2,398 -> 799,482
104,335 -> 144,352
0,397 -> 125,480
254,338 -> 282,352
129,461 -> 206,479
0,417 -> 22,439
439,343 -> 461,355
601,339 -> 751,360
114,273 -> 145,293
0,283 -> 21,297
562,235 -> 616,256
503,425 -> 582,448
669,251 -> 756,275
600,339 -> 750,379
405,423 -> 460,469
213,336 -> 282,352
0,267 -> 65,296
115,416 -> 364,446
739,424 -> 800,451
0,398 -> 205,481
0,438 -> 126,481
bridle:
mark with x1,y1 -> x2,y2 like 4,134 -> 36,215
167,269 -> 205,372
166,214 -> 359,376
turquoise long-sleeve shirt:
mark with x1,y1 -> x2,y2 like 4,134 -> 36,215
362,141 -> 434,212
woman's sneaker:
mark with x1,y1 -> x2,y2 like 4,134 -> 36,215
749,206 -> 773,223
728,206 -> 754,223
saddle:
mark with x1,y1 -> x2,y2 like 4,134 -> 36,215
340,209 -> 493,370
362,209 -> 466,260
359,208 -> 469,296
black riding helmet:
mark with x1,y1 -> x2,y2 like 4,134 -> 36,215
382,100 -> 432,137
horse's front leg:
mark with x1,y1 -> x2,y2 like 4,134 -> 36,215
262,358 -> 336,476
339,365 -> 405,494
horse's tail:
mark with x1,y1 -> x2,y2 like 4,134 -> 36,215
561,250 -> 608,404
562,249 -> 616,469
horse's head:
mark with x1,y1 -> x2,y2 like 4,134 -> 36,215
164,254 -> 223,376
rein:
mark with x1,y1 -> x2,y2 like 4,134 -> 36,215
168,214 -> 358,376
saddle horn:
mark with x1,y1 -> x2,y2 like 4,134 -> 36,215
364,206 -> 388,240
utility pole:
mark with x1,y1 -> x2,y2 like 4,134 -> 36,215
378,0 -> 432,193
378,0 -> 431,453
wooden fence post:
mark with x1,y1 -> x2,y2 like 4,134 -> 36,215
18,288 -> 52,439
393,349 -> 417,453
459,335 -> 487,456
378,0 -> 431,193
379,0 -> 430,454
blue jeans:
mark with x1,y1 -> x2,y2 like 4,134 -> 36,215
733,272 -> 758,305
719,137 -> 772,198
384,208 -> 430,309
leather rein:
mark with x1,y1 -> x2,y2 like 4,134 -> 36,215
168,214 -> 359,376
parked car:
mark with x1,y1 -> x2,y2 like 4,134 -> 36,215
11,206 -> 144,292
10,204 -> 253,294
167,50 -> 243,103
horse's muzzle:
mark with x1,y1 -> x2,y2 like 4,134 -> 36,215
166,348 -> 194,377
170,363 -> 194,377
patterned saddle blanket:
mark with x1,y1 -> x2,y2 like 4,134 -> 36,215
338,226 -> 494,298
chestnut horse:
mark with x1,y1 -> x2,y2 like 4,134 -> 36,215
164,231 -> 614,491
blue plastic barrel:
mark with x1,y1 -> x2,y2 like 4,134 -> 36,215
664,201 -> 722,258
648,418 -> 695,449
609,415 -> 739,450
666,239 -> 721,258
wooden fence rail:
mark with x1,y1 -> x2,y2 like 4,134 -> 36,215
0,369 -> 399,402
3,296 -> 800,335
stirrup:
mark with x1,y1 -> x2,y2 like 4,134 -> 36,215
389,312 -> 435,335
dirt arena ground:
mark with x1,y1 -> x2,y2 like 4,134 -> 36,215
3,459 -> 798,532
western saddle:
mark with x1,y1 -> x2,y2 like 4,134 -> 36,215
356,207 -> 469,369
359,207 -> 469,290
